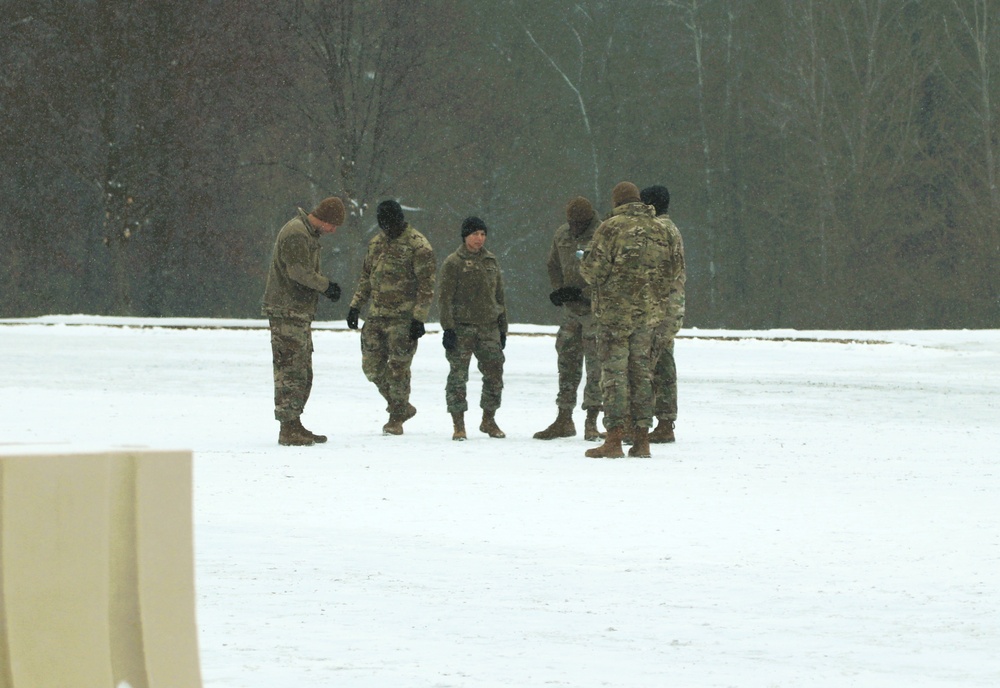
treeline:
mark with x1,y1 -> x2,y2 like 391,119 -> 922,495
2,0 -> 998,328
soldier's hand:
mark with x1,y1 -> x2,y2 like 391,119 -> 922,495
347,307 -> 360,330
553,286 -> 582,304
323,281 -> 341,302
409,319 -> 426,340
442,329 -> 457,350
549,289 -> 564,307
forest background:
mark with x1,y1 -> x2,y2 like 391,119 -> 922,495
3,0 -> 998,329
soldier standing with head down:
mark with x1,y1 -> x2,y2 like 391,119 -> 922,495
347,200 -> 436,435
579,182 -> 680,458
262,196 -> 346,446
534,196 -> 605,441
641,185 -> 686,443
437,216 -> 508,441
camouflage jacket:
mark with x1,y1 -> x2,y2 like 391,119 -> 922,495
579,202 -> 680,330
349,224 -> 436,322
546,214 -> 601,317
261,208 -> 331,321
657,213 -> 686,330
437,244 -> 508,332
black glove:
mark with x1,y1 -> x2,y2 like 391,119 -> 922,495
323,281 -> 341,302
409,319 -> 426,340
551,286 -> 582,305
347,307 -> 360,330
500,331 -> 507,350
442,329 -> 457,350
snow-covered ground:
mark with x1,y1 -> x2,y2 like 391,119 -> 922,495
2,316 -> 999,687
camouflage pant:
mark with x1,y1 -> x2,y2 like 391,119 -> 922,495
595,324 -> 654,431
651,315 -> 683,421
269,317 -> 313,422
554,310 -> 602,411
652,333 -> 677,421
360,317 -> 418,415
445,323 -> 505,414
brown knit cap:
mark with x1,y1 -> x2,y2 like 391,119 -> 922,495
311,197 -> 346,226
611,181 -> 641,207
565,196 -> 594,224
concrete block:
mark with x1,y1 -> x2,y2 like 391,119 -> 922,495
0,448 -> 202,688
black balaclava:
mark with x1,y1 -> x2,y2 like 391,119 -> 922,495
377,199 -> 406,239
640,185 -> 670,216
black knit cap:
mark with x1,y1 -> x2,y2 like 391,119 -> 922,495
376,199 -> 405,230
461,216 -> 488,239
640,185 -> 670,215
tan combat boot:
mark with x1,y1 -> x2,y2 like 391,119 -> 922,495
451,412 -> 467,441
383,403 -> 417,435
480,410 -> 506,438
301,419 -> 328,444
583,408 -> 605,441
620,425 -> 636,446
649,419 -> 675,443
533,408 -> 575,439
628,427 -> 651,457
585,426 -> 624,458
279,418 -> 316,446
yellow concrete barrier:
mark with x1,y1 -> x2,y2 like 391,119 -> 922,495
0,448 -> 202,688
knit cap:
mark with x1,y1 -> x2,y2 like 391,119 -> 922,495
312,197 -> 346,225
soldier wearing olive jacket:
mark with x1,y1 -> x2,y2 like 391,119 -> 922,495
534,196 -> 604,442
437,216 -> 508,441
261,196 -> 345,447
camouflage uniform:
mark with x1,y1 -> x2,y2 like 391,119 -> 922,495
546,214 -> 603,412
651,216 -> 686,422
438,244 -> 508,414
349,224 -> 436,416
579,202 -> 679,431
261,208 -> 333,422
267,317 -> 313,422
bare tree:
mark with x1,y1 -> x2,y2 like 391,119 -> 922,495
944,0 -> 1000,228
517,2 -> 603,203
290,1 -> 438,209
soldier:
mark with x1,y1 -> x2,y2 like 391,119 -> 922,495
641,185 -> 686,443
347,200 -> 436,435
534,196 -> 605,441
579,182 -> 680,458
437,216 -> 508,441
262,196 -> 345,446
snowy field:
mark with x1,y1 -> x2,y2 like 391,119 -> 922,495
2,315 -> 999,688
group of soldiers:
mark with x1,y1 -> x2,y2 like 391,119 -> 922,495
261,180 -> 685,458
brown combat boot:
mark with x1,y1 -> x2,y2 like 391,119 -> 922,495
301,419 -> 327,444
383,403 -> 417,435
479,410 -> 506,438
451,412 -> 467,441
278,418 -> 316,446
649,419 -> 675,443
583,408 -> 605,441
533,408 -> 575,439
628,427 -> 651,457
620,424 -> 636,446
585,426 -> 624,458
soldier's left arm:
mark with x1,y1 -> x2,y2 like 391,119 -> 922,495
495,258 -> 508,334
